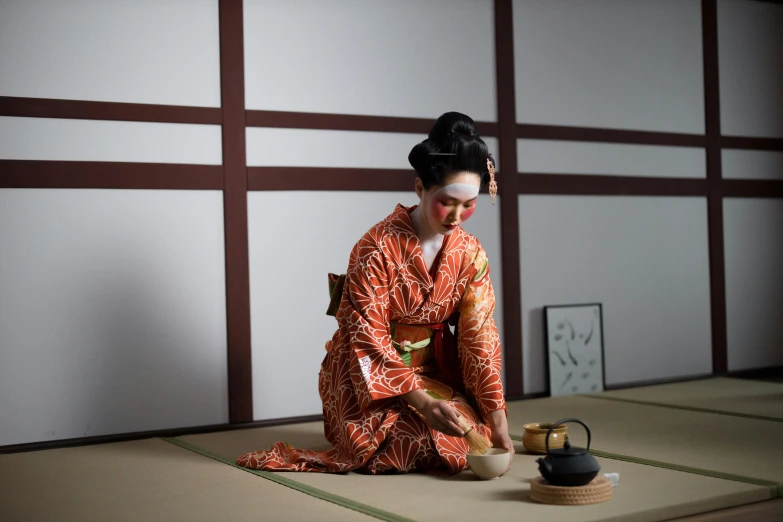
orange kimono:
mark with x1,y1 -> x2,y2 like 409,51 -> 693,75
237,204 -> 506,474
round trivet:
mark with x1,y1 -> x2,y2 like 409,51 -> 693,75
530,475 -> 613,505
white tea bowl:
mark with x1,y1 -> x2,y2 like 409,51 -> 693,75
466,448 -> 510,480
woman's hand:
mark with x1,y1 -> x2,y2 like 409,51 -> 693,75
420,400 -> 466,437
487,409 -> 514,474
401,390 -> 465,437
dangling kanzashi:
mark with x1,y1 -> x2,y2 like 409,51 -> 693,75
487,157 -> 497,205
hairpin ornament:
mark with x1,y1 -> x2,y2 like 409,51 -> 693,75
488,157 -> 497,205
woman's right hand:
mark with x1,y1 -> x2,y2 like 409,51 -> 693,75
420,400 -> 465,437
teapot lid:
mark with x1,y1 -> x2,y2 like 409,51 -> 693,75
548,440 -> 588,457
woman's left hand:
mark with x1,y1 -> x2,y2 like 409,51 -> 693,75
486,410 -> 515,474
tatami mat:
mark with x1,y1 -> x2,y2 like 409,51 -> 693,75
588,377 -> 783,421
505,395 -> 783,487
4,378 -> 782,522
178,422 -> 772,522
0,438 -> 377,522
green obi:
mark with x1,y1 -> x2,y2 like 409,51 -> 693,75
326,273 -> 346,316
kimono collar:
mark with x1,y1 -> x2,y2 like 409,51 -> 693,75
391,204 -> 462,306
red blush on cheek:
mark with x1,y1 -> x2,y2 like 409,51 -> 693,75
431,202 -> 451,222
460,207 -> 476,222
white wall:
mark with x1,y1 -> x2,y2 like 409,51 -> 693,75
511,0 -> 717,394
718,0 -> 783,138
517,140 -> 706,178
519,196 -> 713,393
0,0 -> 221,107
0,117 -> 222,164
0,115 -> 226,444
243,0 -> 497,120
246,128 -> 426,169
722,150 -> 783,181
0,0 -> 226,446
0,190 -> 228,446
513,0 -> 704,133
724,199 -> 783,371
247,128 -> 499,170
717,0 -> 783,373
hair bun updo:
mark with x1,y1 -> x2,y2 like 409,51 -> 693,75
408,111 -> 494,190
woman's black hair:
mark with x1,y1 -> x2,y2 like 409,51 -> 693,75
408,111 -> 495,190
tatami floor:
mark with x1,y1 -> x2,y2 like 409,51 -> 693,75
2,377 -> 782,522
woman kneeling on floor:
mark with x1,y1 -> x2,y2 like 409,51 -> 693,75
236,112 -> 514,475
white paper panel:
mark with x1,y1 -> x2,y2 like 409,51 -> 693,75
519,195 -> 712,394
0,189 -> 228,446
0,117 -> 222,164
243,0 -> 496,120
0,0 -> 221,107
513,0 -> 704,133
247,127 -> 500,171
249,192 -> 506,419
718,0 -> 783,138
724,199 -> 783,371
722,150 -> 783,181
517,140 -> 706,178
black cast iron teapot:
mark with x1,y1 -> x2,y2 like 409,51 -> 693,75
536,418 -> 601,487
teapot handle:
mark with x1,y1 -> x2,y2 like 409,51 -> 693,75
545,418 -> 591,454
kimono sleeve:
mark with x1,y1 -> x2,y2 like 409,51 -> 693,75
457,245 -> 507,420
342,246 -> 422,411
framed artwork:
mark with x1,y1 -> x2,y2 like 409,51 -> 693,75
543,303 -> 605,396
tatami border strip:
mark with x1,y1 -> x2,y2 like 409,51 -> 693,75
586,449 -> 781,499
582,394 -> 783,423
162,437 -> 417,522
508,434 -> 781,498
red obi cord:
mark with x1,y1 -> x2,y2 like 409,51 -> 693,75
415,321 -> 461,389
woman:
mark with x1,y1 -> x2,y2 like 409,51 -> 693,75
237,112 -> 513,475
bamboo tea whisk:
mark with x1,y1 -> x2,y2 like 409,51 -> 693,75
458,417 -> 492,455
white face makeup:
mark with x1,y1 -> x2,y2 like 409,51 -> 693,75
426,179 -> 480,235
411,173 -> 481,270
432,182 -> 480,202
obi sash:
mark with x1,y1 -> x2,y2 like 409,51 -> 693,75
391,321 -> 462,390
326,272 -> 461,389
326,273 -> 346,317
